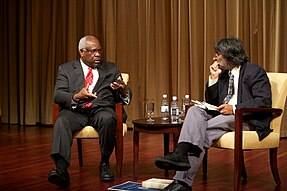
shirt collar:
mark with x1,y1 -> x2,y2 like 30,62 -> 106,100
230,66 -> 241,76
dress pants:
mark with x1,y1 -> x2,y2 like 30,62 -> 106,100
50,107 -> 117,164
173,106 -> 250,186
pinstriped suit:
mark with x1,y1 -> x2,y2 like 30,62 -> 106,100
51,60 -> 132,164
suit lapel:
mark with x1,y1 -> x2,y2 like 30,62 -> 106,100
73,60 -> 85,90
92,64 -> 107,93
237,62 -> 247,104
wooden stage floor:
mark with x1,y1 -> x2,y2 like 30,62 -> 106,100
0,124 -> 286,190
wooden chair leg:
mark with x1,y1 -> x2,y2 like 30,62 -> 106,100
241,152 -> 247,180
77,139 -> 83,167
115,103 -> 123,177
270,148 -> 281,184
202,149 -> 208,179
234,146 -> 243,191
115,131 -> 123,178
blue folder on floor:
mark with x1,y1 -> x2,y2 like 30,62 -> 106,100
108,181 -> 160,191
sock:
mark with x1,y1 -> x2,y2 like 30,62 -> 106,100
177,142 -> 191,155
190,145 -> 202,158
177,142 -> 202,158
54,154 -> 69,171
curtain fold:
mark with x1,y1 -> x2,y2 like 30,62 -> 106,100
1,0 -> 286,135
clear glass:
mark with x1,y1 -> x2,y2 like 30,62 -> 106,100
145,98 -> 155,122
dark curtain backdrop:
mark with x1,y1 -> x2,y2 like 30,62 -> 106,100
1,0 -> 287,136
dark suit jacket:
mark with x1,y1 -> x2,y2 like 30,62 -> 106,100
54,60 -> 132,122
205,62 -> 272,140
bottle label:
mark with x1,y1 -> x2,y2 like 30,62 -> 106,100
171,108 -> 179,115
161,105 -> 169,113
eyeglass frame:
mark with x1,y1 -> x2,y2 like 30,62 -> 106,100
81,48 -> 102,55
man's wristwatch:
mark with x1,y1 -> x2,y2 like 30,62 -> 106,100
71,99 -> 78,109
71,94 -> 79,109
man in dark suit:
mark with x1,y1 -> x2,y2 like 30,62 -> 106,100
155,37 -> 272,191
48,35 -> 132,187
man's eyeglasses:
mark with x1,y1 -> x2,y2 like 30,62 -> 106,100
213,53 -> 222,61
82,48 -> 102,55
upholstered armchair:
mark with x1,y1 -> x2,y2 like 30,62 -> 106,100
53,73 -> 129,178
202,72 -> 287,191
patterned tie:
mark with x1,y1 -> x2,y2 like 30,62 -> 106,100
82,67 -> 93,108
223,71 -> 234,104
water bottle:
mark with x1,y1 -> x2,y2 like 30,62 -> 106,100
161,94 -> 169,120
182,94 -> 190,114
170,96 -> 179,123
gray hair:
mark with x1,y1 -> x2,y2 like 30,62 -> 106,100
214,37 -> 248,67
78,35 -> 96,51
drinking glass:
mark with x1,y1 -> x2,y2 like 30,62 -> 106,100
145,98 -> 155,122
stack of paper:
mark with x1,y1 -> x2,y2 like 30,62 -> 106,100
142,178 -> 173,190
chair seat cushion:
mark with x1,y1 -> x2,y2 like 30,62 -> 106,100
213,131 -> 280,150
74,124 -> 128,139
74,126 -> 99,138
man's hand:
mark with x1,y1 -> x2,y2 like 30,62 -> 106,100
110,76 -> 128,97
210,61 -> 222,80
218,104 -> 233,115
73,84 -> 97,102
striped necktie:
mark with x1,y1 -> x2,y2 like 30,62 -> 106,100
223,71 -> 234,104
82,67 -> 93,108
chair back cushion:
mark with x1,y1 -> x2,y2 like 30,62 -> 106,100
267,73 -> 287,133
121,73 -> 129,84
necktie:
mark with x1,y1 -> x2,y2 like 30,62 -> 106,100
223,71 -> 234,104
82,67 -> 93,108
85,67 -> 93,90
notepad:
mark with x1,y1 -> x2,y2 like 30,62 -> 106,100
191,100 -> 219,111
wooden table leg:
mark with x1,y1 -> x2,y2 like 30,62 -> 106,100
133,129 -> 139,180
163,133 -> 170,155
163,133 -> 170,177
173,130 -> 180,150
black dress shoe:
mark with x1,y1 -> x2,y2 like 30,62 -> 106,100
163,180 -> 192,191
155,150 -> 191,171
99,163 -> 115,181
48,168 -> 70,188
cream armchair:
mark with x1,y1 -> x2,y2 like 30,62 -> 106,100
53,73 -> 129,178
202,72 -> 287,191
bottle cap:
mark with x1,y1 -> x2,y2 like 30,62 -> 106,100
163,94 -> 167,98
185,95 -> 190,99
172,96 -> 177,101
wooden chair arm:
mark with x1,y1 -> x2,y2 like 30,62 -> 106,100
234,107 -> 282,140
235,107 -> 282,119
115,102 -> 123,138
